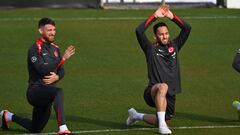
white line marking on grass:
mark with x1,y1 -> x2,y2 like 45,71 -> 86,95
0,16 -> 240,21
172,125 -> 240,129
14,125 -> 240,135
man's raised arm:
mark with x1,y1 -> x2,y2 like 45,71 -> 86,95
169,12 -> 191,50
135,5 -> 167,52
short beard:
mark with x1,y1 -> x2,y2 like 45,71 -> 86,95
161,41 -> 168,45
158,39 -> 169,45
43,36 -> 55,43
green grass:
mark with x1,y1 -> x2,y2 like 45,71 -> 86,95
0,8 -> 240,135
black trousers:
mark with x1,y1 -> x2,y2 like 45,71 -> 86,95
12,84 -> 65,133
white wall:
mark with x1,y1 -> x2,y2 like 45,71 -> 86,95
226,0 -> 240,8
102,0 -> 216,4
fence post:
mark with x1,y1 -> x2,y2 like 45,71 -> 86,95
217,0 -> 225,7
162,0 -> 165,4
100,0 -> 104,7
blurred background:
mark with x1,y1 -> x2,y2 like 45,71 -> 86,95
0,0 -> 237,9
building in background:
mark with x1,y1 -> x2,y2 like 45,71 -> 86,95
102,0 -> 217,9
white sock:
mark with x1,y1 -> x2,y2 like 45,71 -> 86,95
237,103 -> 240,111
135,112 -> 144,120
59,124 -> 68,132
236,102 -> 240,111
5,111 -> 14,122
157,112 -> 166,126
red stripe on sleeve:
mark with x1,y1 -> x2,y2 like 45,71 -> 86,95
57,58 -> 65,68
174,15 -> 187,29
57,107 -> 61,127
36,38 -> 44,54
145,14 -> 155,28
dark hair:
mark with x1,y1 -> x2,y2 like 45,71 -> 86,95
153,22 -> 168,34
38,17 -> 55,28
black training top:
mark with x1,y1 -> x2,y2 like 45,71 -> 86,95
136,14 -> 191,95
27,38 -> 65,86
233,48 -> 240,73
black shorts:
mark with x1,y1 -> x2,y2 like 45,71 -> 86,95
143,86 -> 176,120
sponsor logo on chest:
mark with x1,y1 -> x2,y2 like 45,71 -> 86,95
156,47 -> 176,59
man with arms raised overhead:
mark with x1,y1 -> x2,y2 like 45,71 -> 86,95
126,4 -> 191,134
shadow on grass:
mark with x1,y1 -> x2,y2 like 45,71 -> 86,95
65,115 -> 149,129
125,109 -> 239,125
175,112 -> 239,125
14,111 -> 238,131
0,128 -> 27,134
12,112 -> 148,130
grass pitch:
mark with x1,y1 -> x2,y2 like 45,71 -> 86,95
0,8 -> 240,135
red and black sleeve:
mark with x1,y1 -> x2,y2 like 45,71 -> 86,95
172,14 -> 192,50
136,14 -> 157,53
56,48 -> 65,80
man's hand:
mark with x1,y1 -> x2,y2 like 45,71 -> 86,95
154,4 -> 174,19
164,9 -> 174,20
62,45 -> 75,60
154,4 -> 169,18
43,72 -> 59,84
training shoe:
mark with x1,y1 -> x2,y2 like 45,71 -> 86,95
58,130 -> 75,135
159,124 -> 172,134
232,100 -> 240,120
126,108 -> 139,126
0,110 -> 9,130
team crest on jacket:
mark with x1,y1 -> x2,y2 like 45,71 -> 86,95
168,47 -> 174,53
54,50 -> 59,57
31,56 -> 37,63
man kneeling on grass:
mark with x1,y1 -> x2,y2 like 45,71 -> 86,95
1,17 -> 76,135
126,4 -> 191,134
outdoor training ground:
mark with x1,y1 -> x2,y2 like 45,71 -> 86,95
0,8 -> 240,135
